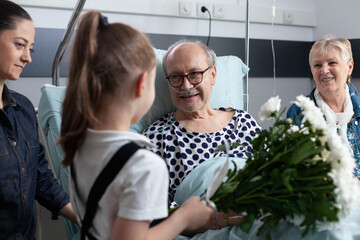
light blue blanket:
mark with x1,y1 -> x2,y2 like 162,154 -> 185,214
174,157 -> 360,240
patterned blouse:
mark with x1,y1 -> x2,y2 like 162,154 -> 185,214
347,123 -> 360,180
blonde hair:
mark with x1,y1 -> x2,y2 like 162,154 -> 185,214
309,34 -> 353,66
59,10 -> 155,166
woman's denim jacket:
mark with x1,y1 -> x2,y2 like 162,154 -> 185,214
286,83 -> 360,148
0,85 -> 69,239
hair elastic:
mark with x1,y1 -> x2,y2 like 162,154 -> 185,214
98,15 -> 109,30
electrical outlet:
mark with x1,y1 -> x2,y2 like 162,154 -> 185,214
283,11 -> 294,24
197,2 -> 210,17
179,1 -> 191,16
213,4 -> 225,18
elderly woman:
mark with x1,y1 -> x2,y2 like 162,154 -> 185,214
287,34 -> 360,180
143,40 -> 261,210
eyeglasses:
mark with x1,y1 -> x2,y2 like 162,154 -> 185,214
166,66 -> 212,88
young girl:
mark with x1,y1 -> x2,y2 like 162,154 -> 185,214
59,10 -> 213,240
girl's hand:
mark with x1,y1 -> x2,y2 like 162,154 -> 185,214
178,196 -> 214,232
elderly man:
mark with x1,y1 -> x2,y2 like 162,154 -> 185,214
144,40 -> 261,232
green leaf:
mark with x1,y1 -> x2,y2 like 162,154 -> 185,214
288,140 -> 324,165
209,104 -> 340,238
257,215 -> 272,236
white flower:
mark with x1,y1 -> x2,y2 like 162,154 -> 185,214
293,95 -> 327,131
299,126 -> 309,135
258,96 -> 281,121
291,94 -> 360,231
317,123 -> 360,230
254,95 -> 360,232
287,124 -> 299,134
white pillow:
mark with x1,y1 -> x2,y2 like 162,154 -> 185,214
130,48 -> 249,133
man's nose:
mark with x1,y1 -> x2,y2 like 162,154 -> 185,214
181,76 -> 193,89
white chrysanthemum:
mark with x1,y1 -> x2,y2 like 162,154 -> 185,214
257,95 -> 360,232
286,124 -> 299,134
258,96 -> 281,121
317,124 -> 360,231
299,126 -> 309,135
320,149 -> 330,162
293,95 -> 327,131
291,94 -> 360,231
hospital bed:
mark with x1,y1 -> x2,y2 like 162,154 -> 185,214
37,1 -> 249,239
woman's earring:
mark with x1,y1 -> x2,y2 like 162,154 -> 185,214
347,76 -> 351,86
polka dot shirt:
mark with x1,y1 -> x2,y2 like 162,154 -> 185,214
143,108 -> 262,205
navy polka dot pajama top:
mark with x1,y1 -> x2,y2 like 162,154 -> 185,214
143,108 -> 262,206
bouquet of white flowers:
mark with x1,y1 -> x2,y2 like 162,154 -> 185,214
211,95 -> 360,238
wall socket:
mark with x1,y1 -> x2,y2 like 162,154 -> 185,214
213,4 -> 225,18
283,11 -> 294,24
179,1 -> 191,16
197,2 -> 210,17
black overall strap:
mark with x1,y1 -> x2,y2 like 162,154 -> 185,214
79,142 -> 141,240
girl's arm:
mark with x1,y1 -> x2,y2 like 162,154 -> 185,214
110,196 -> 213,240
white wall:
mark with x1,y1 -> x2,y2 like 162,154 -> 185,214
18,0 -> 316,41
12,0 -> 317,113
313,0 -> 360,39
248,77 -> 315,129
5,78 -> 68,109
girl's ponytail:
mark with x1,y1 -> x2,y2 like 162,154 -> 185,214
59,10 -> 156,166
60,11 -> 102,166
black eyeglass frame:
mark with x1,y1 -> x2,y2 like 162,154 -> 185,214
166,66 -> 212,88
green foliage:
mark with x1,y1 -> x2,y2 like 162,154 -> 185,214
212,111 -> 339,238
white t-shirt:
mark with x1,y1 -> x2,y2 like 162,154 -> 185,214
70,129 -> 169,239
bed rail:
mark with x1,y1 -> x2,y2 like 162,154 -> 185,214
51,0 -> 86,86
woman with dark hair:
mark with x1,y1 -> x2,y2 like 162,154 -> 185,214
0,1 -> 76,239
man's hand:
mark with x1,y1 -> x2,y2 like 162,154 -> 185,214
182,210 -> 245,237
207,210 -> 244,230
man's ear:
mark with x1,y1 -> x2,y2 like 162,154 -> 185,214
135,72 -> 148,97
